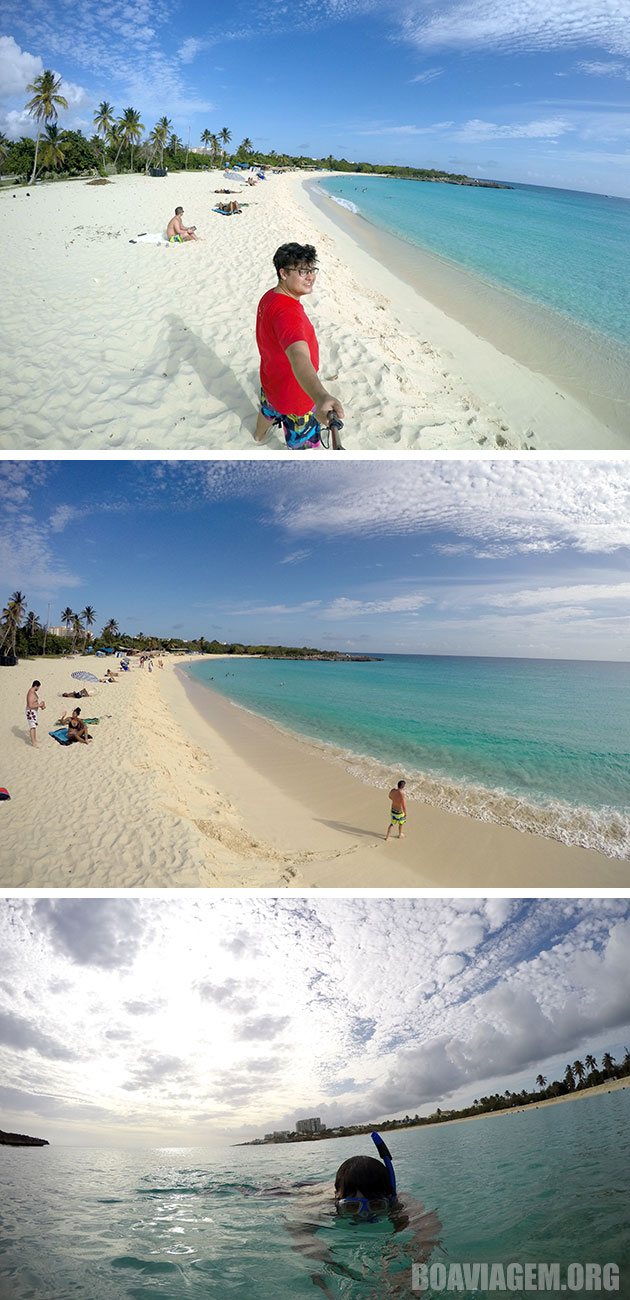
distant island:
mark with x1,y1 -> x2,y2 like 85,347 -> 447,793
0,1129 -> 49,1147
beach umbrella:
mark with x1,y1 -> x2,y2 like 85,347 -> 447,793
71,670 -> 99,682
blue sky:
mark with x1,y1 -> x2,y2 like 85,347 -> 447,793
2,459 -> 630,660
1,897 -> 629,1143
2,0 -> 630,195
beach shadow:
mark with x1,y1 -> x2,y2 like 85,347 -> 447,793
11,725 -> 32,749
143,312 -> 257,425
315,819 -> 382,840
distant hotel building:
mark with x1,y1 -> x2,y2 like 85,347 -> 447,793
296,1117 -> 322,1134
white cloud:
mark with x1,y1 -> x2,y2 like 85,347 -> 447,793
458,116 -> 573,141
0,35 -> 42,97
178,38 -> 203,63
409,67 -> 443,83
484,581 -> 630,609
400,0 -> 630,60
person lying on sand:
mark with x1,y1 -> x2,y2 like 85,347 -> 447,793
166,206 -> 198,242
216,200 -> 242,214
214,188 -> 237,194
255,241 -> 344,450
63,708 -> 92,744
102,669 -> 118,682
62,688 -> 90,699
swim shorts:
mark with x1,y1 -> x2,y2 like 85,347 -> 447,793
169,234 -> 184,243
390,809 -> 406,825
260,388 -> 322,450
25,708 -> 38,728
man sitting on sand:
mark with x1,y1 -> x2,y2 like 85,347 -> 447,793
166,207 -> 198,242
25,680 -> 45,747
255,242 -> 344,449
385,780 -> 407,840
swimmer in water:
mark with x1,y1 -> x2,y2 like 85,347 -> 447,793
284,1132 -> 442,1295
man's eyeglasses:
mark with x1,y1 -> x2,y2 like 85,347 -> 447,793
294,266 -> 319,278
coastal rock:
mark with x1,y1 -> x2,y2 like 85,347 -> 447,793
0,1129 -> 49,1147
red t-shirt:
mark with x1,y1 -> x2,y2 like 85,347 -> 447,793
256,288 -> 320,416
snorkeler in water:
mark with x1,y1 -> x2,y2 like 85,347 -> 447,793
282,1131 -> 442,1296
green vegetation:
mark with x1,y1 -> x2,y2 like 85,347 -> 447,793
2,72 -> 498,186
0,590 -> 377,662
246,1047 -> 630,1144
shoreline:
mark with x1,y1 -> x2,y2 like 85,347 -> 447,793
305,178 -> 630,444
238,1077 -> 630,1146
2,654 -> 626,887
1,168 -> 625,450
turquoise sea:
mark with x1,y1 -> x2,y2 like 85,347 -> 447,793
2,1090 -> 629,1298
186,655 -> 630,858
318,175 -> 630,350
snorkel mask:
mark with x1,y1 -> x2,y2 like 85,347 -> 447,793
336,1132 -> 397,1222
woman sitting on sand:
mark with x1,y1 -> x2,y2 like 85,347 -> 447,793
61,708 -> 92,744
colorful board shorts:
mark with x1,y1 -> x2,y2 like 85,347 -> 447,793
25,708 -> 38,729
390,808 -> 406,825
260,388 -> 322,450
169,234 -> 184,243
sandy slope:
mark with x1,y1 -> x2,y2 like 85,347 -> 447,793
1,170 -> 622,451
1,654 -> 623,889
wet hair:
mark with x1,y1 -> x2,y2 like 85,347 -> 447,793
335,1156 -> 392,1200
273,242 -> 318,277
32,680 -> 41,688
175,206 -> 184,215
397,780 -> 406,789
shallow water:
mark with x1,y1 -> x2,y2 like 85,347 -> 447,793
2,1090 -> 629,1298
186,655 -> 630,858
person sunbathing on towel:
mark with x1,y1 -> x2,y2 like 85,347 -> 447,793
63,708 -> 92,744
166,206 -> 198,242
216,200 -> 241,215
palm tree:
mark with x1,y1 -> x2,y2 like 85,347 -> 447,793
0,132 -> 9,178
25,70 -> 69,183
168,132 -> 182,154
40,123 -> 68,172
601,1052 -> 616,1076
24,610 -> 42,638
219,125 -> 231,164
573,1059 -> 586,1086
93,101 -> 115,168
153,115 -> 171,168
585,1054 -> 597,1074
208,132 -> 220,165
80,605 -> 96,649
61,606 -> 74,634
114,108 -> 144,171
103,618 -> 119,642
70,613 -> 83,653
239,136 -> 253,158
535,1075 -> 547,1090
200,128 -> 212,155
0,591 -> 27,658
563,1064 -> 575,1089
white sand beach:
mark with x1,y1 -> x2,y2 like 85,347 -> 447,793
1,169 -> 626,451
1,654 -> 625,888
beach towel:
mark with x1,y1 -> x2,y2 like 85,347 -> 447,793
49,727 -> 70,745
0,788 -> 10,800
129,232 -> 169,245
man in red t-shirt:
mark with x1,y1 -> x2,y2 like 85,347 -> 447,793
255,242 -> 344,449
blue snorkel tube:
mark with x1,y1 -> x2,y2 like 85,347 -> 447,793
371,1131 -> 397,1198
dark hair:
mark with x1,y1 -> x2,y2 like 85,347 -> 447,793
175,206 -> 183,215
273,242 -> 317,277
74,707 -> 81,716
32,680 -> 41,688
397,780 -> 406,789
335,1156 -> 392,1199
